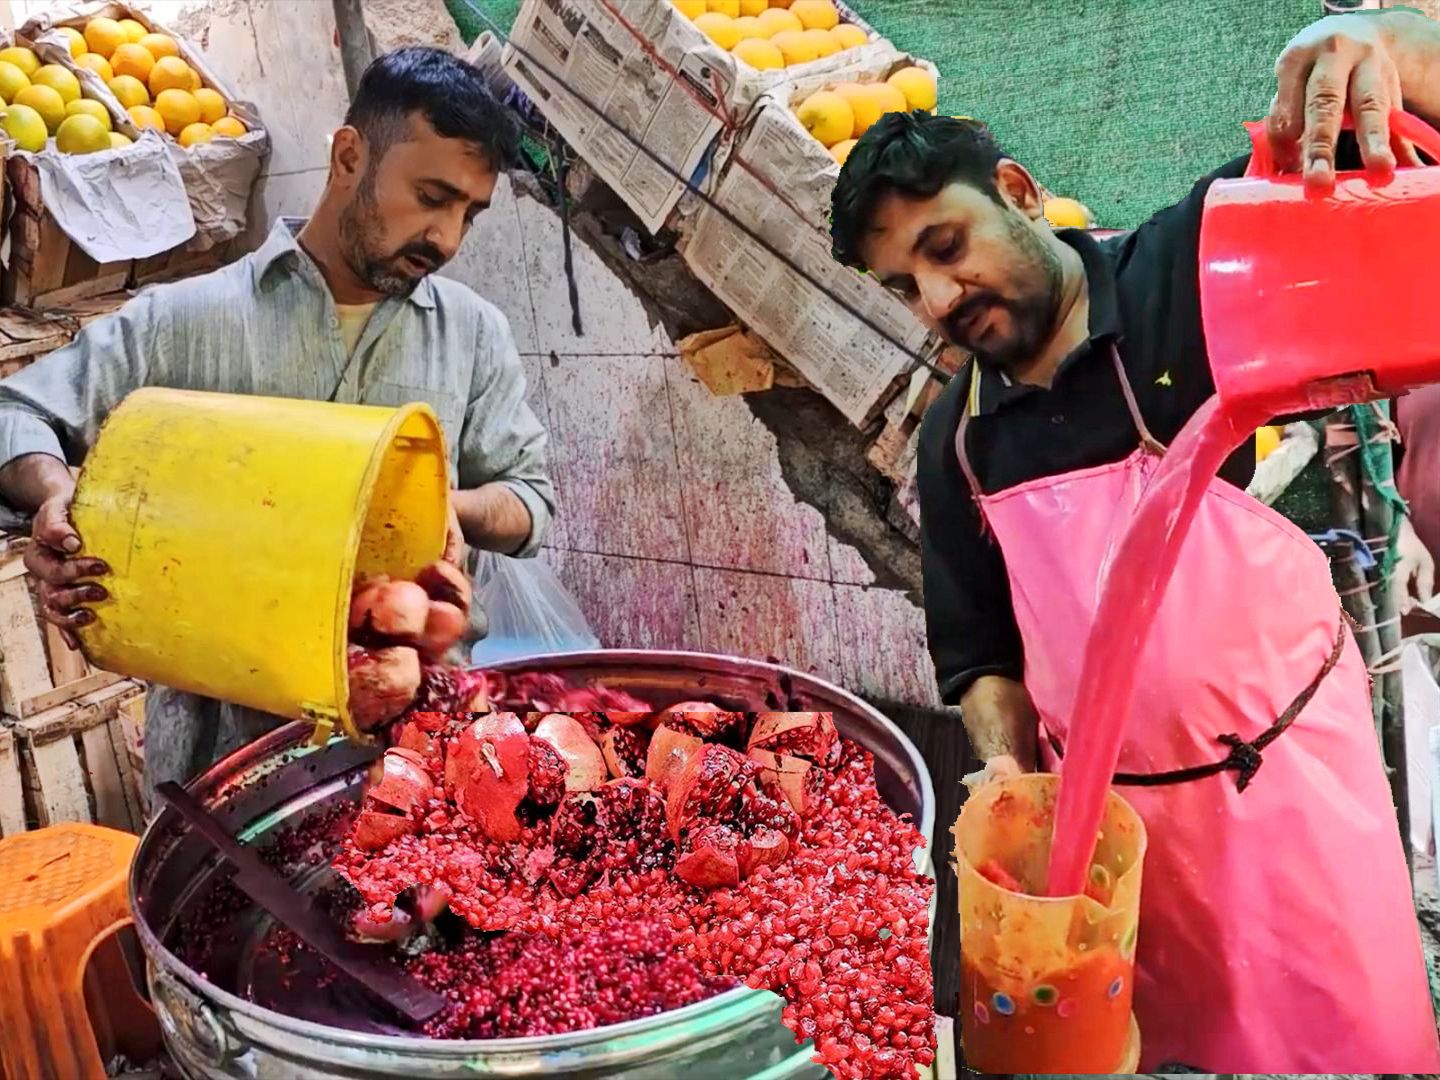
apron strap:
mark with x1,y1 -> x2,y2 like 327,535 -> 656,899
1044,612 -> 1349,790
1108,343 -> 1168,457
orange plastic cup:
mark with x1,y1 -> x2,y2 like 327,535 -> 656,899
953,773 -> 1146,1074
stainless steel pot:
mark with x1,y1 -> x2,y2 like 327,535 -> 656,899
131,650 -> 937,1079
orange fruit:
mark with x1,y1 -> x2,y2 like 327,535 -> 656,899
83,17 -> 127,59
732,37 -> 784,69
802,27 -> 840,58
108,75 -> 150,109
705,0 -> 740,14
770,28 -> 819,65
831,23 -> 867,49
832,82 -> 900,138
75,53 -> 114,82
56,27 -> 86,59
128,104 -> 164,132
139,33 -> 179,60
790,0 -> 839,30
887,65 -> 937,112
178,121 -> 214,148
1043,197 -> 1090,229
693,12 -> 739,50
193,87 -> 226,124
154,87 -> 200,135
738,0 -> 767,12
756,8 -> 802,35
830,138 -> 858,165
148,55 -> 193,96
211,115 -> 248,138
119,18 -> 148,44
732,15 -> 768,39
795,89 -> 853,147
110,43 -> 155,83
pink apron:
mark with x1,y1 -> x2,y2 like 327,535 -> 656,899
955,349 -> 1440,1072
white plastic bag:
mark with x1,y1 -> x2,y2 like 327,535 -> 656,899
469,551 -> 598,665
1402,639 -> 1440,857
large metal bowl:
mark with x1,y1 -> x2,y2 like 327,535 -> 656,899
131,650 -> 936,1079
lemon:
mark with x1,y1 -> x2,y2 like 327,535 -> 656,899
803,27 -> 840,58
673,0 -> 705,16
790,0 -> 838,31
193,87 -> 226,124
887,66 -> 937,112
148,55 -> 192,96
0,62 -> 29,105
1,102 -> 47,152
154,87 -> 200,134
14,84 -> 66,134
771,29 -> 819,65
830,137 -> 857,165
178,121 -> 214,148
693,12 -> 739,50
119,19 -> 148,44
111,43 -> 155,83
733,15 -> 768,40
1043,196 -> 1091,229
84,17 -> 127,59
831,23 -> 867,49
56,113 -> 109,153
33,65 -> 81,104
796,89 -> 854,148
705,0 -> 740,15
108,131 -> 133,149
75,53 -> 114,82
139,33 -> 179,60
1256,426 -> 1283,463
0,48 -> 40,78
108,75 -> 150,109
128,104 -> 165,133
65,98 -> 112,130
211,115 -> 248,138
756,8 -> 802,35
56,27 -> 86,59
732,37 -> 784,69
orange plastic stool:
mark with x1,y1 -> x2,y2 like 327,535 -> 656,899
0,823 -> 160,1080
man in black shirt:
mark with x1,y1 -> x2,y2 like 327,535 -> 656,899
830,8 -> 1440,1073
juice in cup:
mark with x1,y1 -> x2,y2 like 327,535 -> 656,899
953,773 -> 1146,1074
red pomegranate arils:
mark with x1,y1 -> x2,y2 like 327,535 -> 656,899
336,674 -> 934,1079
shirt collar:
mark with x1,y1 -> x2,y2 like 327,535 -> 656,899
969,228 -> 1122,416
251,218 -> 437,310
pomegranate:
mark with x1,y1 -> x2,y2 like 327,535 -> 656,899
447,713 -> 529,841
365,581 -> 431,639
526,736 -> 570,807
353,748 -> 433,851
347,646 -> 421,730
747,747 -> 820,816
674,823 -> 741,888
556,685 -> 653,713
415,560 -> 471,614
600,727 -> 648,778
644,726 -> 703,793
664,744 -> 756,840
549,778 -> 671,896
746,711 -> 840,768
533,714 -> 607,792
654,701 -> 744,738
417,601 -> 467,659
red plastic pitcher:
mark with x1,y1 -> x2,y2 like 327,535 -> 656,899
1200,110 -> 1440,412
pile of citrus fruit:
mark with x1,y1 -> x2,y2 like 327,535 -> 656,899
674,0 -> 869,70
794,66 -> 936,165
0,17 -> 249,155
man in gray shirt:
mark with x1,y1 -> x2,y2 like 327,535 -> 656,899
0,47 -> 555,802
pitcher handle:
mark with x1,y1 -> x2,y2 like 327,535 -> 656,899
1243,108 -> 1440,178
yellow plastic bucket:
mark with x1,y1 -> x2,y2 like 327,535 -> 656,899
70,388 -> 449,744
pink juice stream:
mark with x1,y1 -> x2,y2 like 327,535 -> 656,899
1046,393 -> 1281,897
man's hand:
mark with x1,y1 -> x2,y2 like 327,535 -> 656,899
958,675 -> 1039,772
23,490 -> 108,648
1268,12 -> 1431,193
444,495 -> 466,567
1395,513 -> 1435,615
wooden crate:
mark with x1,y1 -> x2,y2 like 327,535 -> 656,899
4,156 -> 133,310
0,294 -> 130,379
13,680 -> 146,833
130,239 -> 233,290
0,539 -> 129,719
0,725 -> 26,838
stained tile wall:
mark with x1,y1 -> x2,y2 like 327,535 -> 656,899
447,177 -> 941,710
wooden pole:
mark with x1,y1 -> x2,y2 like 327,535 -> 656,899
332,0 -> 374,100
1327,415 -> 1385,730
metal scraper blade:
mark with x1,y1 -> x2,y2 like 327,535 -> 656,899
154,781 -> 448,1025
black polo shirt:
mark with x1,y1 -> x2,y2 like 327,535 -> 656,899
916,155 -> 1261,706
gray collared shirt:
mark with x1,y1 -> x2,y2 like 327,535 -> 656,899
0,220 -> 555,804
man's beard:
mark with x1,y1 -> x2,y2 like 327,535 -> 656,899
944,216 -> 1064,374
338,177 -> 445,298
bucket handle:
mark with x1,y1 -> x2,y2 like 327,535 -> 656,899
1244,108 -> 1440,178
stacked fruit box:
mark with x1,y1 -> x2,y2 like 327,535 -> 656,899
678,46 -> 943,425
0,4 -> 267,309
0,538 -> 145,837
502,0 -> 901,234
